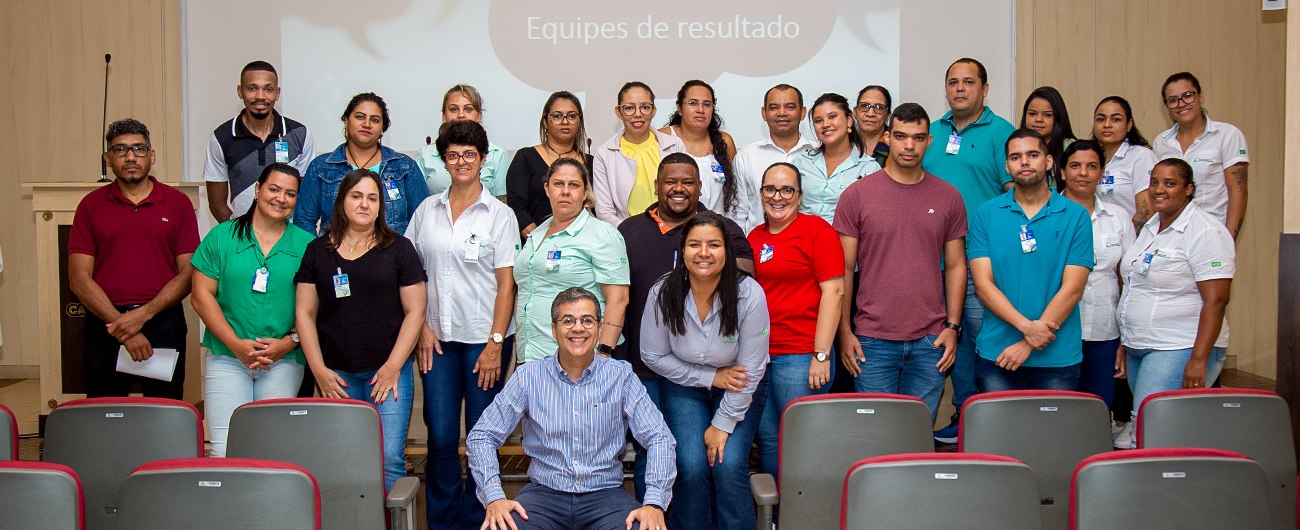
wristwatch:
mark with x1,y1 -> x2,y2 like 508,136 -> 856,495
597,343 -> 615,356
813,351 -> 829,362
290,332 -> 300,344
944,321 -> 963,341
490,332 -> 504,344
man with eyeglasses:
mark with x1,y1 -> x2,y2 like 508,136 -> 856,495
468,287 -> 675,530
68,118 -> 200,399
833,103 -> 968,420
203,61 -> 315,222
732,84 -> 815,233
921,57 -> 1017,444
616,152 -> 752,502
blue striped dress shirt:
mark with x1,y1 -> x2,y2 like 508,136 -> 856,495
467,354 -> 676,509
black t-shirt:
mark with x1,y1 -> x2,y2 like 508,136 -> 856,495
505,146 -> 595,232
617,204 -> 753,379
293,235 -> 425,373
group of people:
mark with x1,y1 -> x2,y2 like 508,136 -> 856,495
67,56 -> 1246,530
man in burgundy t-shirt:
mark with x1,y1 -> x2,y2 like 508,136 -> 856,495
832,104 -> 968,419
68,119 -> 200,399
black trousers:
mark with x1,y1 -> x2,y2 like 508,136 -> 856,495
83,303 -> 187,399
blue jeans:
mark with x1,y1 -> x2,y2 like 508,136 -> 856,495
1078,339 -> 1121,411
950,276 -> 984,409
422,338 -> 513,530
661,378 -> 768,530
757,353 -> 834,477
631,378 -> 663,502
336,359 -> 414,492
974,355 -> 1081,392
203,352 -> 305,457
1127,346 -> 1227,421
509,483 -> 645,530
854,335 -> 947,421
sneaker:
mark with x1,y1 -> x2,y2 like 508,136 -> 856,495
934,412 -> 960,444
1113,421 -> 1136,450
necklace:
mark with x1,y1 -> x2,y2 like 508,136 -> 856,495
346,143 -> 379,169
341,234 -> 372,254
543,141 -> 577,160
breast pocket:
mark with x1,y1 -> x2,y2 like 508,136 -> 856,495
590,402 -> 624,434
1147,248 -> 1191,289
1094,233 -> 1122,269
1189,150 -> 1222,178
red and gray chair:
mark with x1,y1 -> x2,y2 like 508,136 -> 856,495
750,393 -> 934,530
1070,447 -> 1273,529
841,453 -> 1042,530
226,398 -> 420,530
959,390 -> 1112,529
1,403 -> 16,460
0,460 -> 85,529
42,398 -> 203,530
117,457 -> 319,529
1137,388 -> 1296,529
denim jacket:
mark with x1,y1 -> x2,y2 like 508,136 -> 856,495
293,143 -> 430,235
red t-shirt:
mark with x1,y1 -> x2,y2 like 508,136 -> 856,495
832,169 -> 967,340
748,214 -> 845,356
68,176 -> 201,305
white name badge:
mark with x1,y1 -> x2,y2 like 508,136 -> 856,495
383,178 -> 401,201
274,141 -> 290,163
946,134 -> 962,155
333,267 -> 351,298
1019,226 -> 1037,254
252,267 -> 269,293
1099,174 -> 1115,195
546,250 -> 562,271
759,244 -> 774,263
464,236 -> 480,263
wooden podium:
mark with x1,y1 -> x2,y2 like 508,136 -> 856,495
22,181 -> 204,415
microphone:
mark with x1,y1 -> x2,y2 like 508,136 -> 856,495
98,53 -> 111,182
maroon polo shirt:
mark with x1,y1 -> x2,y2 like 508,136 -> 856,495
68,176 -> 200,306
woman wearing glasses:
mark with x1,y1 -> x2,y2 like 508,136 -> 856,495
593,81 -> 686,225
854,85 -> 892,168
418,84 -> 511,198
1152,72 -> 1249,240
659,80 -> 743,222
746,162 -> 845,479
790,93 -> 881,224
506,91 -> 594,238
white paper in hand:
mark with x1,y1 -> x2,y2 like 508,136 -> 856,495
115,346 -> 179,382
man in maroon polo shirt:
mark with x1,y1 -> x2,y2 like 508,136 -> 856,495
68,118 -> 200,399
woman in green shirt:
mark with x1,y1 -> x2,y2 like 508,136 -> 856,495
191,162 -> 315,457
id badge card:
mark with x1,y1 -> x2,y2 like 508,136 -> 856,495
710,163 -> 726,182
545,250 -> 562,271
383,178 -> 401,201
946,134 -> 962,155
252,267 -> 269,293
1138,252 -> 1155,275
464,236 -> 480,263
1099,174 -> 1115,195
274,141 -> 290,163
1019,225 -> 1037,253
332,267 -> 351,298
759,244 -> 774,263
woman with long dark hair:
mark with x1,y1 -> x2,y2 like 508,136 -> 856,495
659,80 -> 742,221
506,91 -> 594,237
1020,86 -> 1077,190
789,93 -> 881,223
1091,95 -> 1158,228
641,212 -> 769,530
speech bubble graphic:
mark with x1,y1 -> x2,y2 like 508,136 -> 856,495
282,0 -> 416,58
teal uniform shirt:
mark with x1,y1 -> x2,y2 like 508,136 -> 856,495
418,141 -> 509,197
922,107 -> 1018,226
790,146 -> 881,224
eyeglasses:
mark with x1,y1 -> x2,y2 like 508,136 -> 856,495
108,144 -> 150,158
857,103 -> 889,114
619,103 -> 654,116
685,99 -> 713,110
548,112 -> 581,123
557,315 -> 599,329
761,185 -> 799,199
1164,91 -> 1198,108
444,150 -> 479,163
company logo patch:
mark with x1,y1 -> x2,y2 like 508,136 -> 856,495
620,258 -> 627,263
761,327 -> 769,334
1211,261 -> 1222,267
1239,149 -> 1247,155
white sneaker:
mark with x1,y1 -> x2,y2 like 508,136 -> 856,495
1113,421 -> 1136,450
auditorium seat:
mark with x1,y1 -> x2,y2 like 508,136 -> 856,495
750,393 -> 934,530
841,453 -> 1042,530
1137,388 -> 1296,529
959,390 -> 1112,529
42,398 -> 202,530
226,398 -> 419,530
117,457 -> 319,529
1070,447 -> 1272,529
1,403 -> 16,460
0,460 -> 85,529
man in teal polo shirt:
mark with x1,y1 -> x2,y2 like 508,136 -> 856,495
922,58 -> 1017,442
967,129 -> 1092,391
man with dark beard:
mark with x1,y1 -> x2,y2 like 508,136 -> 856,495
616,151 -> 753,502
203,60 -> 315,222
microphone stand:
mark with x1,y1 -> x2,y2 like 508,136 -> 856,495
98,53 -> 111,182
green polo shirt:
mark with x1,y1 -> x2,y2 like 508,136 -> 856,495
513,209 -> 630,363
922,107 -> 1017,226
191,220 -> 314,363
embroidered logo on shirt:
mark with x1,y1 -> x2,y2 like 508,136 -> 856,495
161,218 -> 169,222
928,209 -> 934,214
761,327 -> 769,334
1211,261 -> 1222,267
620,258 -> 628,264
1239,149 -> 1247,155
1192,157 -> 1216,163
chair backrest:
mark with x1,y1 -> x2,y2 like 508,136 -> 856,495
117,457 -> 319,530
777,393 -> 934,529
226,398 -> 387,530
1070,447 -> 1273,529
42,398 -> 202,530
1137,388 -> 1296,530
1,403 -> 16,460
0,461 -> 85,530
842,453 -> 1042,530
960,390 -> 1112,529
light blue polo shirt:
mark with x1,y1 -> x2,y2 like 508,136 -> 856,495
968,190 -> 1094,367
922,107 -> 1017,226
790,146 -> 881,224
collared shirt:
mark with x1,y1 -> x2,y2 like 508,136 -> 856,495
592,130 -> 687,225
640,277 -> 770,432
968,190 -> 1094,367
292,144 -> 430,236
203,109 -> 315,217
405,185 -> 520,343
1099,140 -> 1157,221
1118,202 -> 1235,350
68,176 -> 201,305
514,209 -> 630,362
190,219 -> 314,363
922,107 -> 1018,226
1078,198 -> 1136,342
466,354 -> 676,509
789,146 -> 882,224
732,135 -> 816,232
1153,116 -> 1249,225
416,141 -> 510,197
